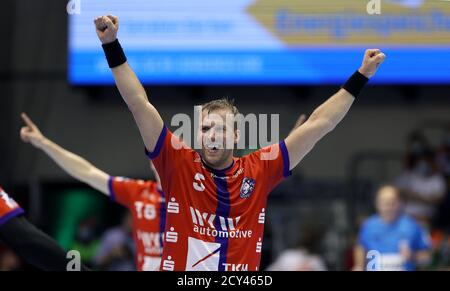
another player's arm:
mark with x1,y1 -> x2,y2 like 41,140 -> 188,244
94,15 -> 164,152
20,113 -> 109,195
0,215 -> 90,271
285,50 -> 386,170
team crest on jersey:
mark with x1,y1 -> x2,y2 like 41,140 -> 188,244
240,178 -> 255,199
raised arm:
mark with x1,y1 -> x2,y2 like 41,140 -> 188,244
288,114 -> 307,136
285,49 -> 386,170
149,161 -> 162,190
94,15 -> 164,152
20,113 -> 109,195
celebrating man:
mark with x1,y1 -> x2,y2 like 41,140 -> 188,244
93,14 -> 385,271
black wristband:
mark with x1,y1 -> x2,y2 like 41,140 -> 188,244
102,39 -> 127,68
342,70 -> 369,98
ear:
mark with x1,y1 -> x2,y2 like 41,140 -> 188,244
234,129 -> 241,145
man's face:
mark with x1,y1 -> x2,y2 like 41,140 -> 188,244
197,108 -> 237,169
376,186 -> 402,223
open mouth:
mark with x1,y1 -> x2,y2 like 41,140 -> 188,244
204,143 -> 222,153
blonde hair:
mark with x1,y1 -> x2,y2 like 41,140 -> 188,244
200,97 -> 239,116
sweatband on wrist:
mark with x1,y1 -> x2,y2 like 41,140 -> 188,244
102,39 -> 127,68
342,70 -> 369,98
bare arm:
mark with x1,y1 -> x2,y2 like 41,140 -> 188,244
285,49 -> 386,170
94,15 -> 164,152
149,161 -> 162,190
352,245 -> 366,271
285,89 -> 355,169
288,114 -> 307,136
20,113 -> 109,195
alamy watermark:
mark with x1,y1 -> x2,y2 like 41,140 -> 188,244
170,106 -> 280,160
367,0 -> 382,15
66,250 -> 81,271
366,250 -> 381,271
367,0 -> 426,15
67,0 -> 81,15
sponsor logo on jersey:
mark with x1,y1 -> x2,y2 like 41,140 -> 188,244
186,237 -> 221,271
134,202 -> 157,220
189,207 -> 252,239
193,173 -> 206,192
240,177 -> 255,199
223,263 -> 248,271
137,230 -> 162,255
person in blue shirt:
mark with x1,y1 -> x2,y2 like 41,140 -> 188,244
353,185 -> 431,271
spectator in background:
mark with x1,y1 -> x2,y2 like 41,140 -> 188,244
431,129 -> 450,267
434,130 -> 450,230
266,226 -> 327,271
353,185 -> 430,271
71,216 -> 101,268
94,213 -> 135,271
395,134 -> 446,227
436,129 -> 450,177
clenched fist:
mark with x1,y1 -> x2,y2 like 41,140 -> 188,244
358,49 -> 386,79
94,15 -> 119,44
